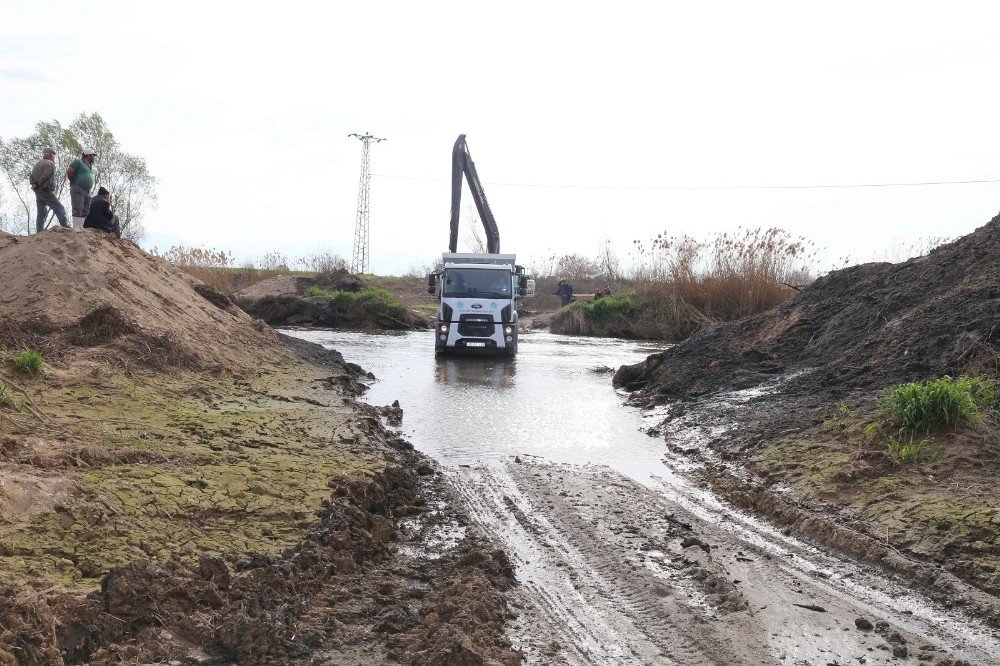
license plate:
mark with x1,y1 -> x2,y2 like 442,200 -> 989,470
466,342 -> 486,347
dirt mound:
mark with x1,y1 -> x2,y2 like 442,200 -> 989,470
614,214 -> 1000,604
0,228 -> 285,374
234,274 -> 316,300
616,214 -> 1000,397
235,274 -> 429,331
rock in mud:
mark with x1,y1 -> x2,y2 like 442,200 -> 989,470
855,617 -> 874,631
680,536 -> 712,553
381,399 -> 404,426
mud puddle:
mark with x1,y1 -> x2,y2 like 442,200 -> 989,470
284,329 -> 997,664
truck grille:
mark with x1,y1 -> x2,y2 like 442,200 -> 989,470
457,314 -> 494,337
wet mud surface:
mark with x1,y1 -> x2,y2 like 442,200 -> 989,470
290,328 -> 997,664
452,460 -> 995,665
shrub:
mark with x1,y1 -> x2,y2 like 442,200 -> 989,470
879,376 -> 997,438
582,294 -> 634,323
305,287 -> 408,320
8,349 -> 44,375
305,285 -> 335,298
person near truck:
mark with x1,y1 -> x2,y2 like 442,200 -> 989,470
553,278 -> 574,306
83,187 -> 121,238
29,147 -> 70,232
66,147 -> 97,230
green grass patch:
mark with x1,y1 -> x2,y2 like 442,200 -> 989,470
876,376 -> 996,463
581,293 -> 635,323
888,437 -> 938,464
304,285 -> 336,298
6,348 -> 44,375
305,286 -> 409,320
879,376 -> 996,437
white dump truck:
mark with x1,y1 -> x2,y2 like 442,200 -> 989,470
427,135 -> 534,356
428,252 -> 534,356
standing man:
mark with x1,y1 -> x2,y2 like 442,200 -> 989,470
67,147 -> 97,230
553,278 -> 574,307
29,147 -> 70,232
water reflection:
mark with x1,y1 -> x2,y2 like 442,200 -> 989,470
434,356 -> 516,390
281,328 -> 670,475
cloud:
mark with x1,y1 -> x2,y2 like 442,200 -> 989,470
0,65 -> 51,84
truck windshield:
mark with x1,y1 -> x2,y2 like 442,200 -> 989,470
442,268 -> 512,298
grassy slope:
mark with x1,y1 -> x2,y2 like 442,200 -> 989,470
753,402 -> 999,592
0,356 -> 384,589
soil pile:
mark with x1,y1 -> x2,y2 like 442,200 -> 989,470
614,214 -> 1000,610
0,229 -> 516,663
616,214 -> 1000,396
235,273 -> 429,331
0,228 -> 284,375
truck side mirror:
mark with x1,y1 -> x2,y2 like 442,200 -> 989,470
427,273 -> 436,294
517,276 -> 535,297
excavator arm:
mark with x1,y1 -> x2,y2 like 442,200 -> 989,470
449,134 -> 501,253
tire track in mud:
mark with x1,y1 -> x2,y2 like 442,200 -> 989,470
449,462 -> 760,665
450,460 -> 997,665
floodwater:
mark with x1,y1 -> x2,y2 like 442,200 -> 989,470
284,328 -> 671,477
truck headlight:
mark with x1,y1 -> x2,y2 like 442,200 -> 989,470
504,325 -> 513,335
439,323 -> 449,333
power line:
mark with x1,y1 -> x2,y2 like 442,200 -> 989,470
349,132 -> 386,274
373,173 -> 1000,192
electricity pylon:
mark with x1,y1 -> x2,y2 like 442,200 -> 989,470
348,132 -> 385,274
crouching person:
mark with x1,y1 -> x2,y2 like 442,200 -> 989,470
83,187 -> 122,238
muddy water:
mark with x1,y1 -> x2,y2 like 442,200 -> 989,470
283,328 -> 998,664
284,328 -> 670,476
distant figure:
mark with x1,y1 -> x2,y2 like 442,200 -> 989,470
29,147 -> 70,232
83,187 -> 122,238
67,147 -> 97,231
553,278 -> 574,306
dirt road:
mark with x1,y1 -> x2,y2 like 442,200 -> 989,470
451,460 -> 996,665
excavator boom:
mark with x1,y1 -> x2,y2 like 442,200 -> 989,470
449,134 -> 500,253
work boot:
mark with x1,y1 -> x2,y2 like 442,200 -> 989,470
72,216 -> 84,231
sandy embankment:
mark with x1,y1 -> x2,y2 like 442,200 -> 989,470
0,229 -> 517,664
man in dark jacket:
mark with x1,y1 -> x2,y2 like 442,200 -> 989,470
83,187 -> 121,238
553,278 -> 574,306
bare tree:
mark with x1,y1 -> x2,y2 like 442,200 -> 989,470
0,120 -> 76,233
69,113 -> 157,242
461,204 -> 487,253
597,236 -> 621,284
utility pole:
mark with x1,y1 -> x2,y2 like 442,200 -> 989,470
348,132 -> 386,274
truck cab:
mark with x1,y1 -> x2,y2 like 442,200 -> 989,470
428,253 -> 534,356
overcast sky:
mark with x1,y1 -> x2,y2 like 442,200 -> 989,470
3,1 -> 1000,274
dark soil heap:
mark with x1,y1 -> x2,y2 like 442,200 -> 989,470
614,214 -> 1000,617
616,215 -> 1000,397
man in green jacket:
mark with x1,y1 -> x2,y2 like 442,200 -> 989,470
29,147 -> 70,232
66,147 -> 96,230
